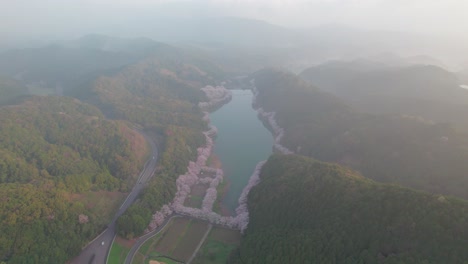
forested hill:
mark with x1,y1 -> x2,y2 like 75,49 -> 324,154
252,69 -> 468,199
230,155 -> 468,264
300,62 -> 468,130
84,52 -> 223,238
0,35 -> 207,96
0,96 -> 144,263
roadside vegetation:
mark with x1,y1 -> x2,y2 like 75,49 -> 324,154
108,239 -> 131,264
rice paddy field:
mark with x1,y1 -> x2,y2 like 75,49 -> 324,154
192,227 -> 241,264
133,217 -> 214,264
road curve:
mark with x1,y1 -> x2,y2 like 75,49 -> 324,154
70,130 -> 158,264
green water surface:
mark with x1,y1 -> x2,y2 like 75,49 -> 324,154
210,89 -> 273,213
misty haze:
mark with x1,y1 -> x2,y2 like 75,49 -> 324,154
1,1 -> 468,264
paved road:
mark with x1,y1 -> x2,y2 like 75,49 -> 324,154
70,130 -> 158,264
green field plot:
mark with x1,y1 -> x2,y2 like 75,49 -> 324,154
171,220 -> 210,262
134,217 -> 213,264
184,183 -> 209,208
192,227 -> 241,264
154,218 -> 191,255
108,239 -> 131,264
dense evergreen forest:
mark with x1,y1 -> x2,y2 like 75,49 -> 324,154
230,154 -> 468,264
253,69 -> 468,199
0,96 -> 143,263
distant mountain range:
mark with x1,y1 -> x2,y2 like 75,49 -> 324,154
300,60 -> 468,130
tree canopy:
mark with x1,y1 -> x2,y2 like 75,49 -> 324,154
230,154 -> 468,264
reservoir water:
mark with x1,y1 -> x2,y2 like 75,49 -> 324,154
210,89 -> 273,213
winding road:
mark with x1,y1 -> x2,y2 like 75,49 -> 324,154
70,130 -> 158,264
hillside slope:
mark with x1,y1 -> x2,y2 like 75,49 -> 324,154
300,62 -> 468,130
230,155 -> 468,264
253,69 -> 468,199
0,96 -> 144,263
83,52 -> 224,238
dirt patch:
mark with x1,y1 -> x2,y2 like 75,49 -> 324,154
184,183 -> 209,208
115,235 -> 136,248
193,183 -> 209,197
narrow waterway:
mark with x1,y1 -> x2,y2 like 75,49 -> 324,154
210,89 -> 273,213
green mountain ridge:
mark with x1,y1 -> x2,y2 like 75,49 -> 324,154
0,96 -> 142,263
231,154 -> 468,264
252,68 -> 468,199
300,62 -> 468,131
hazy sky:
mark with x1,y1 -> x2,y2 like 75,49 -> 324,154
2,0 -> 468,39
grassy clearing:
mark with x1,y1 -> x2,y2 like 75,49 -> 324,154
184,183 -> 208,208
108,239 -> 131,264
184,195 -> 204,208
135,217 -> 213,263
192,227 -> 241,264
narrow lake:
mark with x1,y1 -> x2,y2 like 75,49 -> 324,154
210,89 -> 273,213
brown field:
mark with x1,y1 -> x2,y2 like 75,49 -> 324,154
154,218 -> 191,254
184,183 -> 209,208
171,220 -> 210,261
